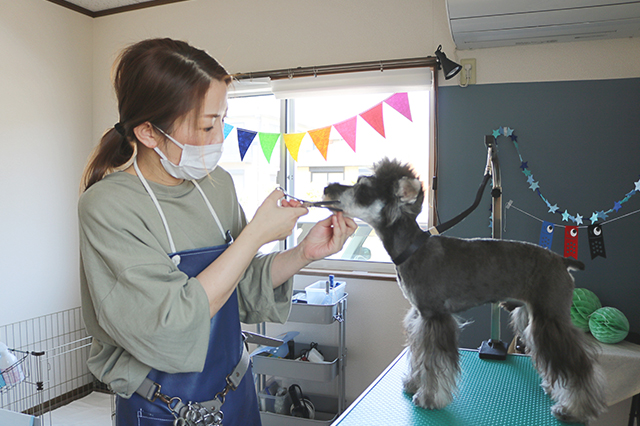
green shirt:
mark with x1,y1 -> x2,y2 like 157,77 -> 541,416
78,168 -> 292,397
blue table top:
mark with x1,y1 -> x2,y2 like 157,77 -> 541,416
333,348 -> 581,426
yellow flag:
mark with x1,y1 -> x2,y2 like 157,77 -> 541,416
283,132 -> 306,161
308,126 -> 331,160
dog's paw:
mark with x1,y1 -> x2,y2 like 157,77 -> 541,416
411,389 -> 452,410
551,404 -> 584,424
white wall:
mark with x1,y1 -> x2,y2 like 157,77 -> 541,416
0,0 -> 93,325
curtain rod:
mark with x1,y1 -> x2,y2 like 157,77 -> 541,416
232,56 -> 438,81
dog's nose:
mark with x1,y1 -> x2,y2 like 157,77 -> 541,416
323,183 -> 348,198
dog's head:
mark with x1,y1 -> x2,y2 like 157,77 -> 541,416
323,158 -> 424,228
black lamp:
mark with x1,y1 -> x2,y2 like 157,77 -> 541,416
434,45 -> 462,80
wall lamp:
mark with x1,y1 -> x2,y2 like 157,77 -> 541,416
434,45 -> 462,80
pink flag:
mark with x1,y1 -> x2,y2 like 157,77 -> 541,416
334,116 -> 357,152
384,93 -> 412,122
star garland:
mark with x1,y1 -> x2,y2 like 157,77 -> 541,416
492,126 -> 640,225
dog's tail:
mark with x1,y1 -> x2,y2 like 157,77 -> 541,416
563,257 -> 585,271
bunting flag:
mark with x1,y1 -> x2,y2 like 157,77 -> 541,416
539,221 -> 555,249
259,132 -> 280,163
222,92 -> 413,162
308,126 -> 332,160
588,224 -> 607,259
283,132 -> 306,162
359,103 -> 386,138
384,92 -> 413,122
237,129 -> 257,161
334,117 -> 357,152
564,226 -> 579,259
224,122 -> 234,139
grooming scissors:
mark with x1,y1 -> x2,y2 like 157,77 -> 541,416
276,187 -> 342,211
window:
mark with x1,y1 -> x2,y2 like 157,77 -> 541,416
221,70 -> 434,270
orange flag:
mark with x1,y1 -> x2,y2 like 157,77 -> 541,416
283,132 -> 306,161
308,126 -> 332,160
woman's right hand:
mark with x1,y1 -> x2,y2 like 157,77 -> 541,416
244,189 -> 308,246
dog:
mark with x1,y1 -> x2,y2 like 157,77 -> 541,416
323,158 -> 606,423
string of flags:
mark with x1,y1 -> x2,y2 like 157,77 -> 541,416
491,126 -> 639,261
223,93 -> 413,162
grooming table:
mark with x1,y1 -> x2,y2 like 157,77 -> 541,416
333,348 -> 580,426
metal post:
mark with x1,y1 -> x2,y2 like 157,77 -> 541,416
479,135 -> 508,360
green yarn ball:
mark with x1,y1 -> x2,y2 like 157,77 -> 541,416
570,288 -> 602,332
589,307 -> 630,344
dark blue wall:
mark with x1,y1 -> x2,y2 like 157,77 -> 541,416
437,78 -> 640,349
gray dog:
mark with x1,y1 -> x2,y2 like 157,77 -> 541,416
323,158 -> 606,423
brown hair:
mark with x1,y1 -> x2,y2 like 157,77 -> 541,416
81,38 -> 231,191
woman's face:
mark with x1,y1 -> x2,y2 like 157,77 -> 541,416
161,79 -> 229,164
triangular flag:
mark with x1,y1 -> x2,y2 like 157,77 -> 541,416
283,132 -> 306,161
308,126 -> 332,160
258,132 -> 280,163
384,93 -> 412,122
237,129 -> 257,161
334,116 -> 357,152
223,123 -> 234,139
359,102 -> 385,138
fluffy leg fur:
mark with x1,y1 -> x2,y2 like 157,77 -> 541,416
403,307 -> 460,409
525,305 -> 607,423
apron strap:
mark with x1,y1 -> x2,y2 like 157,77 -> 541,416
134,158 -> 177,254
133,158 -> 229,255
135,341 -> 251,419
192,180 -> 228,242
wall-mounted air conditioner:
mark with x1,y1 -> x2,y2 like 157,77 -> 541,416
446,0 -> 640,49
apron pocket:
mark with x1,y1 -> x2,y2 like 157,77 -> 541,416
137,409 -> 175,426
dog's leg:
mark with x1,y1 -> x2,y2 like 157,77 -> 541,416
528,304 -> 607,423
403,307 -> 460,410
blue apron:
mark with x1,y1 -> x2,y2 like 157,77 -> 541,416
115,161 -> 261,426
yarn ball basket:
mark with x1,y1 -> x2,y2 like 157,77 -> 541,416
570,288 -> 602,332
589,307 -> 630,344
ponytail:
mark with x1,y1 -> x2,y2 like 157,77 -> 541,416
81,125 -> 135,192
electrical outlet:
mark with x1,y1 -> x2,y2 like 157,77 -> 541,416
459,58 -> 476,85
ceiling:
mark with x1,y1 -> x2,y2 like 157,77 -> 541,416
47,0 -> 191,17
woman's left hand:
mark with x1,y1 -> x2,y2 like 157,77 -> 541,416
299,212 -> 357,262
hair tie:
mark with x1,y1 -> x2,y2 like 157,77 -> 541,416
114,122 -> 126,136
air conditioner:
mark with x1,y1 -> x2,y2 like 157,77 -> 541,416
446,0 -> 640,49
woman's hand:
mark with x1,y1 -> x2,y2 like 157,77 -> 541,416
298,212 -> 358,262
243,189 -> 308,247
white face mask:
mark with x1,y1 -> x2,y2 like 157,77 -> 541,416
153,127 -> 223,180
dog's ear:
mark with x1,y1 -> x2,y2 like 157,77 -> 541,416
396,177 -> 422,204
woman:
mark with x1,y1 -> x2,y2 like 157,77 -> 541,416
78,38 -> 356,426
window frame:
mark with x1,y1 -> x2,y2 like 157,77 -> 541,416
229,63 -> 439,274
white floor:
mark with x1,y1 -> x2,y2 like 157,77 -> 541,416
48,392 -> 112,426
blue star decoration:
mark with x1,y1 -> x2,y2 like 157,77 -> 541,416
590,212 -> 600,224
492,129 -> 501,138
505,127 -> 514,136
597,210 -> 609,221
562,210 -> 571,222
527,175 -> 535,184
510,134 -> 518,142
613,201 -> 622,212
548,204 -> 559,214
635,179 -> 640,192
529,181 -> 540,191
520,161 -> 528,170
575,213 -> 583,225
523,169 -> 532,177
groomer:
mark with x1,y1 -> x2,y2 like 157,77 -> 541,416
78,38 -> 356,426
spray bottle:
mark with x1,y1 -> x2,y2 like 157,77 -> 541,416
0,342 -> 25,386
